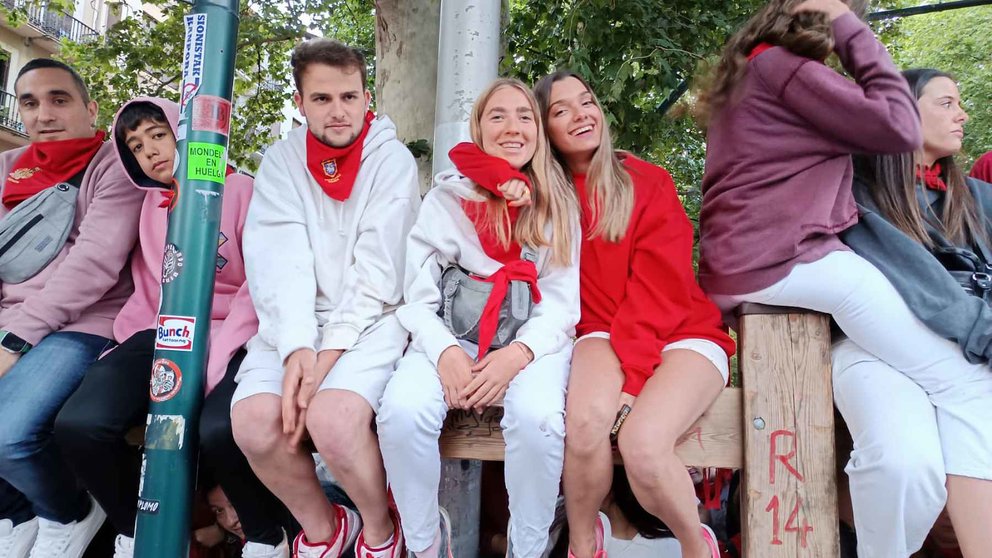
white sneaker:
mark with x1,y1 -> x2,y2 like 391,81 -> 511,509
0,517 -> 38,558
242,530 -> 290,558
28,496 -> 106,558
113,534 -> 134,558
293,505 -> 362,558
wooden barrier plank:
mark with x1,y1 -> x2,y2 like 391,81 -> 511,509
439,388 -> 744,468
740,311 -> 838,557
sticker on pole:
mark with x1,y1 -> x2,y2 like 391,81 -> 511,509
137,498 -> 160,515
149,358 -> 182,402
156,315 -> 196,351
192,95 -> 232,137
145,414 -> 186,450
187,142 -> 227,184
180,13 -> 207,111
162,243 -> 184,283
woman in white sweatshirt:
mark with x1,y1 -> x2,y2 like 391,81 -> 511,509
377,78 -> 580,558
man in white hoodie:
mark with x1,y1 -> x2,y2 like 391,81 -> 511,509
231,39 -> 420,558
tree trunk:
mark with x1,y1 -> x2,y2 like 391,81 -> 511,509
374,0 -> 440,193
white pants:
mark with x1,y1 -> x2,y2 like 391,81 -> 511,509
713,251 -> 992,555
833,339 -> 947,557
377,340 -> 570,557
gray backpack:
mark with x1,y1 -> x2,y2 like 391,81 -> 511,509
438,245 -> 538,349
0,171 -> 83,284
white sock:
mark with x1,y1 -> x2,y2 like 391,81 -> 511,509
362,532 -> 396,558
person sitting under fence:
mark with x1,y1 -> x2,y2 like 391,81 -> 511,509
52,96 -> 295,558
376,77 -> 580,558
533,70 -> 733,558
230,38 -> 420,558
836,68 -> 992,558
0,58 -> 144,558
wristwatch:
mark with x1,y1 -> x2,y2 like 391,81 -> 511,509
0,330 -> 31,354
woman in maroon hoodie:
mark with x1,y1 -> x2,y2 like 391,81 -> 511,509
535,71 -> 734,558
698,0 -> 992,555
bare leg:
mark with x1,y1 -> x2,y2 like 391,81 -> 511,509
617,349 -> 724,558
231,394 -> 337,542
946,475 -> 992,557
308,389 -> 392,546
563,338 -> 624,558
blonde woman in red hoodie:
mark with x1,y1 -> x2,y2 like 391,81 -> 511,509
534,72 -> 735,558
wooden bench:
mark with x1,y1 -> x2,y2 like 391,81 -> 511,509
439,304 -> 839,557
124,306 -> 839,556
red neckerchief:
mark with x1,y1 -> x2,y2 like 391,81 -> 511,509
306,111 -> 375,201
159,178 -> 179,209
747,42 -> 775,61
449,142 -> 542,359
917,162 -> 947,192
3,130 -> 106,208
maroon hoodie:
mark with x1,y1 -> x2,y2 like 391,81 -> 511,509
698,12 -> 922,296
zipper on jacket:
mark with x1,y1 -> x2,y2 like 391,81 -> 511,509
0,214 -> 44,258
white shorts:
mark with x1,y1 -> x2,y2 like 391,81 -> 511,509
575,332 -> 730,385
232,314 -> 408,412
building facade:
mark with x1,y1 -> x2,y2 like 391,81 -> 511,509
0,0 -> 111,151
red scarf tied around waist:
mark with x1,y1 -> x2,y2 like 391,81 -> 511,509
3,130 -> 106,208
917,162 -> 948,192
449,142 -> 542,358
306,111 -> 375,201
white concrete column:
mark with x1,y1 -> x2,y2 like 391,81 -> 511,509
432,3 -> 501,558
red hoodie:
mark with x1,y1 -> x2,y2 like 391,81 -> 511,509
575,156 -> 735,396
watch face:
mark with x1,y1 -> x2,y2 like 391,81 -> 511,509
2,335 -> 25,352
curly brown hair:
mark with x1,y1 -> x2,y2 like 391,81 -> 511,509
695,0 -> 868,125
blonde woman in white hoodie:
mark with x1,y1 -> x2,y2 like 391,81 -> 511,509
231,40 -> 420,558
377,78 -> 580,558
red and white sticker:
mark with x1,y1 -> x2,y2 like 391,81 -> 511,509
191,95 -> 231,137
155,315 -> 196,352
149,358 -> 182,402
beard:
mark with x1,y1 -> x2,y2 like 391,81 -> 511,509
310,124 -> 362,148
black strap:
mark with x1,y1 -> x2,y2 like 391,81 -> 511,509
64,169 -> 86,189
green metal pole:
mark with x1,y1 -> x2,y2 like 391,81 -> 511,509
134,2 -> 239,556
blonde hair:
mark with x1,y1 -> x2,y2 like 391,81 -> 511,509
533,71 -> 634,242
468,78 -> 576,265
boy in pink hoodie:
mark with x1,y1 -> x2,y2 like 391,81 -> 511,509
54,98 -> 292,558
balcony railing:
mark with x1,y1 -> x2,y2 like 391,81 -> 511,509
2,0 -> 98,43
0,90 -> 26,137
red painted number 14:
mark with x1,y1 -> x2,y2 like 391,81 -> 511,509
765,495 -> 814,547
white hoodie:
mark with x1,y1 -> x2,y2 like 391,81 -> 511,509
244,116 -> 420,362
397,170 -> 580,367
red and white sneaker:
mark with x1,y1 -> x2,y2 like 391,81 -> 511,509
701,523 -> 720,558
293,505 -> 362,558
565,512 -> 609,558
355,512 -> 405,558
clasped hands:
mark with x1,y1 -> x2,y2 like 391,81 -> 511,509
438,342 -> 533,413
281,347 -> 343,447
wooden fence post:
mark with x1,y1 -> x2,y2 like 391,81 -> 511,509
739,305 -> 839,557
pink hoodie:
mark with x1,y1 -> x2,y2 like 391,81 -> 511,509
111,97 -> 257,394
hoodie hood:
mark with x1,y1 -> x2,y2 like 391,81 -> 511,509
111,96 -> 180,192
360,114 -> 398,160
433,168 -> 489,202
